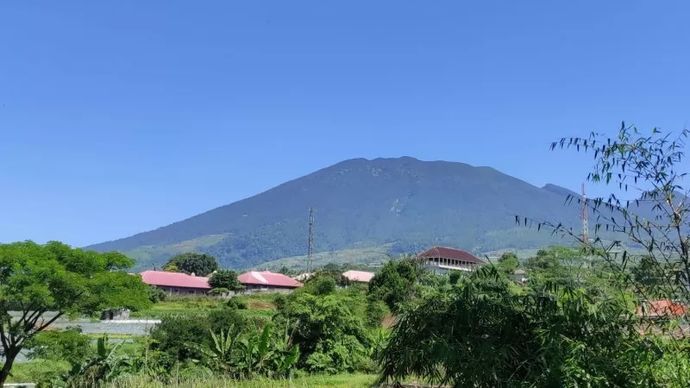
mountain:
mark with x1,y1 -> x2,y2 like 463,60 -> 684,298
88,157 -> 582,269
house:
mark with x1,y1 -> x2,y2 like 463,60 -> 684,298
636,300 -> 687,319
512,269 -> 528,283
418,246 -> 485,273
342,270 -> 375,283
140,270 -> 211,295
238,271 -> 303,292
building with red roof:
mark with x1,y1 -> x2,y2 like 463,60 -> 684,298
418,246 -> 485,272
636,299 -> 687,319
238,271 -> 303,292
342,270 -> 376,283
140,270 -> 211,295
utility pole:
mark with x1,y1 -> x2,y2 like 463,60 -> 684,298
581,183 -> 589,246
307,208 -> 314,273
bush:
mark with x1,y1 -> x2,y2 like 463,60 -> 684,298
209,269 -> 242,291
377,267 -> 667,387
226,298 -> 248,310
278,292 -> 371,373
302,274 -> 337,295
368,258 -> 422,312
208,306 -> 247,333
148,286 -> 167,303
150,315 -> 210,364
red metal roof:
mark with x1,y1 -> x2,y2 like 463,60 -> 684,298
140,270 -> 211,289
342,270 -> 375,283
238,271 -> 303,288
637,300 -> 687,318
417,246 -> 485,265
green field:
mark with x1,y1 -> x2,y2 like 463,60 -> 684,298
132,292 -> 280,319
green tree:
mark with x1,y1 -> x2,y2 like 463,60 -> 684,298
26,328 -> 92,376
378,267 -> 657,387
278,292 -> 371,373
209,270 -> 242,291
368,258 -> 421,312
0,241 -> 150,386
496,252 -> 519,274
163,252 -> 218,276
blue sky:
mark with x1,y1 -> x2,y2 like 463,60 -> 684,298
1,1 -> 689,246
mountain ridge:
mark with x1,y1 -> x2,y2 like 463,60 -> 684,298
88,157 -> 582,269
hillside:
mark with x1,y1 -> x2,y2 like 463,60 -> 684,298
88,157 -> 583,269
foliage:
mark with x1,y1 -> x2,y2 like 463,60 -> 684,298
70,335 -> 136,387
106,372 -> 377,387
193,323 -> 299,379
147,286 -> 167,303
149,314 -> 211,364
277,291 -> 372,373
209,269 -> 242,291
208,306 -> 248,333
26,328 -> 92,375
496,251 -> 519,274
226,298 -> 248,310
301,274 -> 337,296
163,252 -> 218,276
525,125 -> 690,333
367,257 -> 422,312
378,267 -> 670,387
0,241 -> 150,385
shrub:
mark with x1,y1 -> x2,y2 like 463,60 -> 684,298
368,258 -> 421,312
150,315 -> 210,363
302,274 -> 337,295
278,292 -> 371,373
209,269 -> 242,291
377,267 -> 665,387
226,298 -> 248,310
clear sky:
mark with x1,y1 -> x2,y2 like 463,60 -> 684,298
1,1 -> 689,246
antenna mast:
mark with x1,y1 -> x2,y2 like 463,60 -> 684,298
307,208 -> 314,272
581,183 -> 589,245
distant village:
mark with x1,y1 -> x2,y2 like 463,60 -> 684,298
140,246 -> 501,294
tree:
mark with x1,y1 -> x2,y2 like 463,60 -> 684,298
0,241 -> 151,386
209,270 -> 242,291
525,125 -> 690,330
278,292 -> 371,373
378,267 -> 658,387
496,252 -> 519,274
368,258 -> 421,312
163,252 -> 218,276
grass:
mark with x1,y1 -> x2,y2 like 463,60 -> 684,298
7,359 -> 70,384
108,373 -> 377,388
132,293 -> 282,319
131,296 -> 223,318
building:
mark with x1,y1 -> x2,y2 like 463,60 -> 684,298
512,269 -> 528,283
342,270 -> 375,283
636,300 -> 687,319
140,270 -> 211,295
238,271 -> 303,292
418,246 -> 485,272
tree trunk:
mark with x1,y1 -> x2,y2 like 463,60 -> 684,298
0,347 -> 19,387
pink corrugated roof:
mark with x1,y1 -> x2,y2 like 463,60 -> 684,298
238,271 -> 302,288
342,270 -> 375,283
140,270 -> 211,289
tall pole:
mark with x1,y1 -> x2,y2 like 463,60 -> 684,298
307,208 -> 314,273
581,183 -> 589,245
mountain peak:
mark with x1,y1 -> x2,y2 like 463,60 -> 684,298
89,158 -> 580,270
